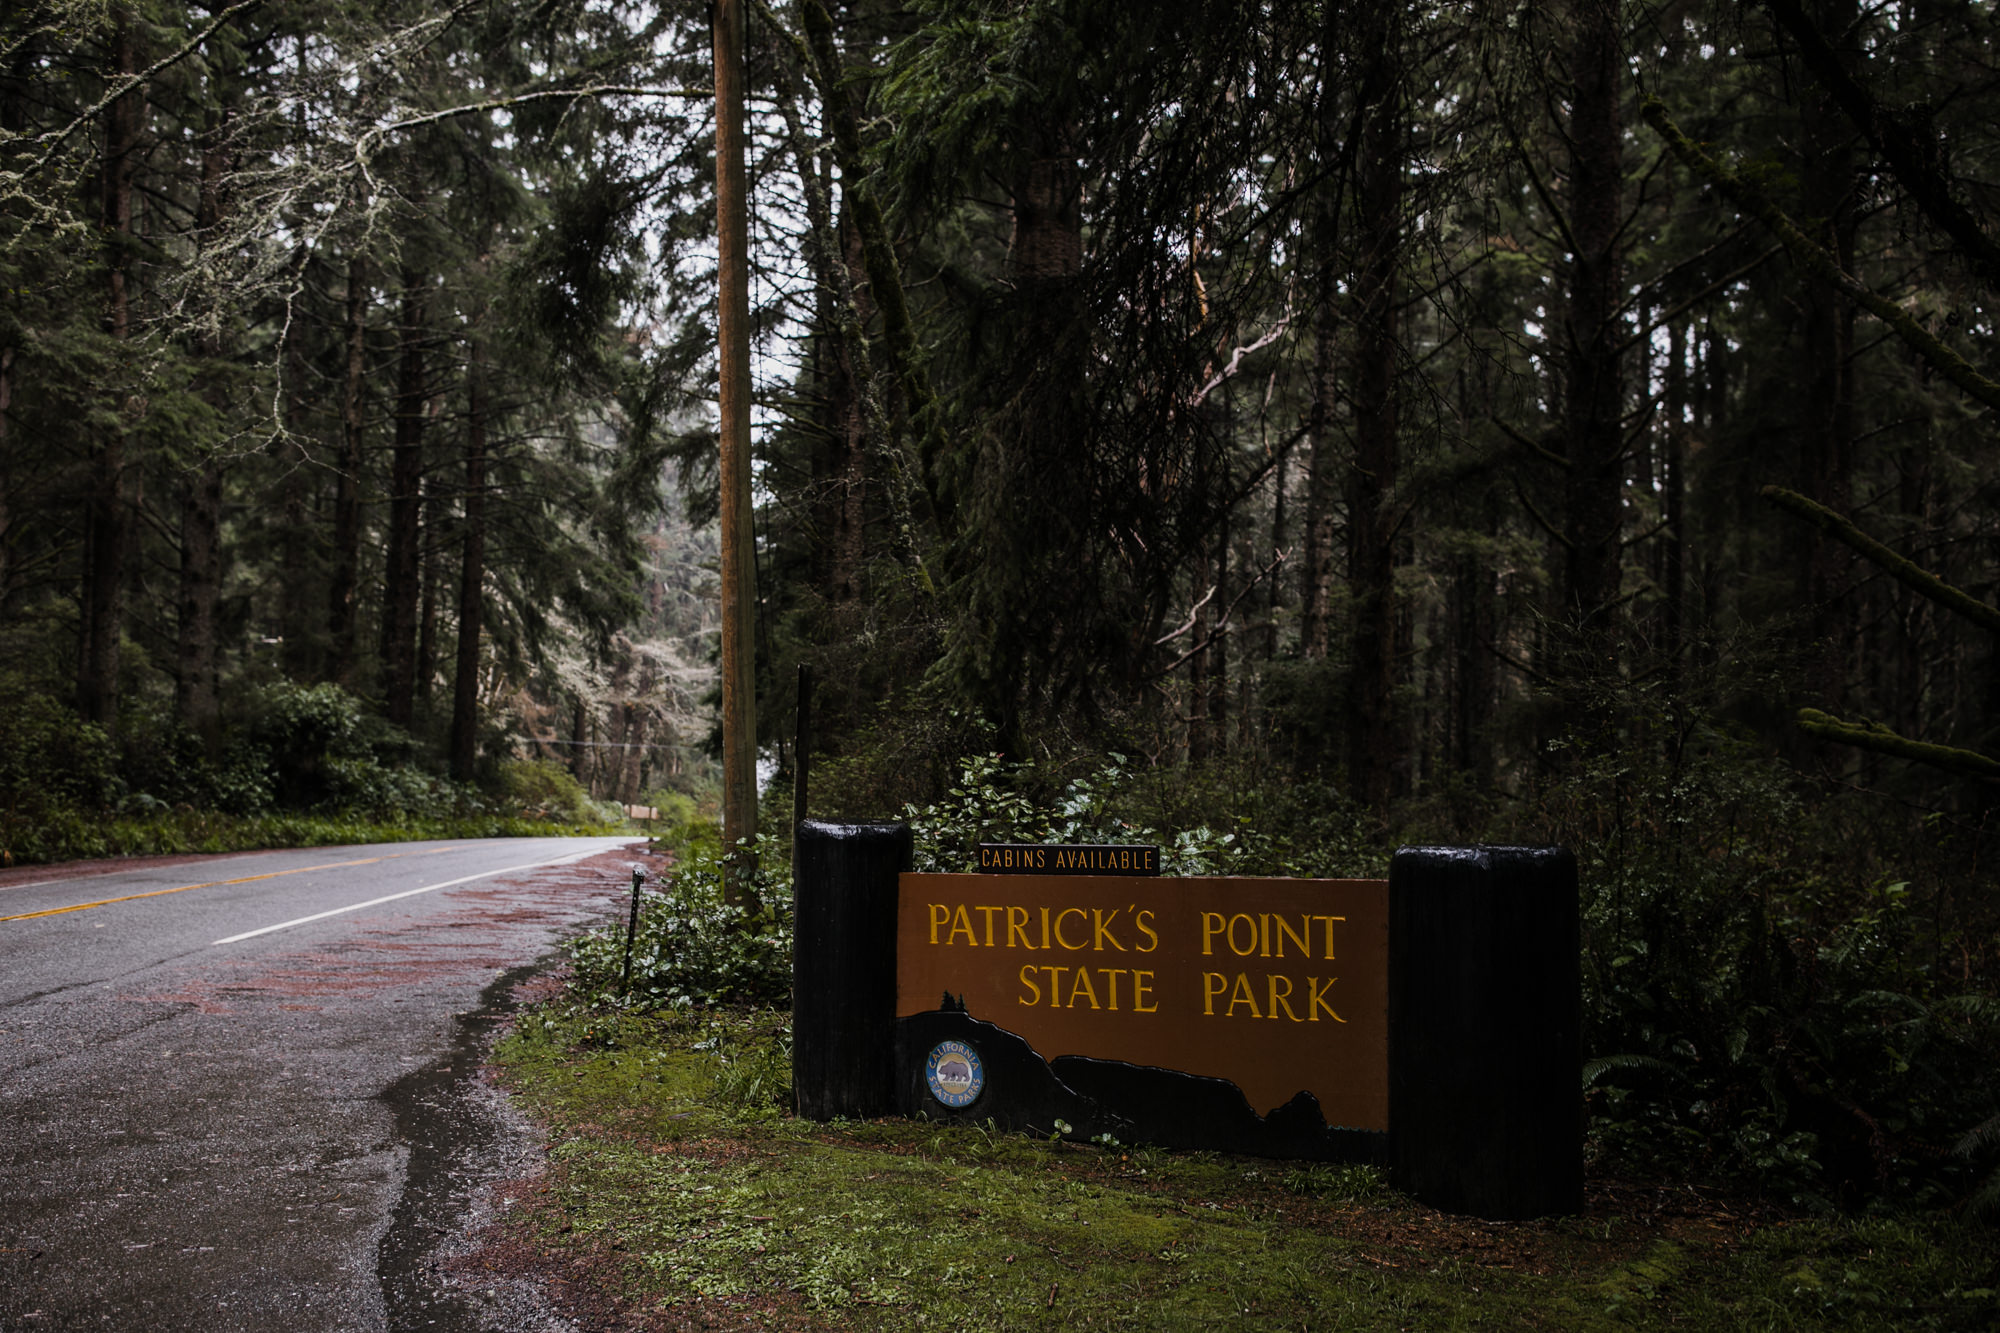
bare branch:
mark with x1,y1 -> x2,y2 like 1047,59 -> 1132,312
1188,311 -> 1293,409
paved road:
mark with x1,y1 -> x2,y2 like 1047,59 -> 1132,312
0,836 -> 648,1332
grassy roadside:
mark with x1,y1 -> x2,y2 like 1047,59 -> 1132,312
479,1001 -> 1999,1332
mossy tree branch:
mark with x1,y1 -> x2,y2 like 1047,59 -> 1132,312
1760,0 -> 2000,295
1796,709 -> 2000,782
1641,97 -> 2000,414
1760,485 -> 2000,636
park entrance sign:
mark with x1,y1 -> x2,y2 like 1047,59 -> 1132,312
792,823 -> 1580,1220
898,871 -> 1390,1136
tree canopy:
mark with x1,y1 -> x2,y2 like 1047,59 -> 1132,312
5,0 -> 2000,1211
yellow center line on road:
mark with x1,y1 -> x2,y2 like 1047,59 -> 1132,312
0,846 -> 469,924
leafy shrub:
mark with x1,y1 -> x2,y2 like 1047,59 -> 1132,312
901,751 -> 1375,878
500,759 -> 602,824
567,832 -> 793,1009
244,681 -> 381,807
0,687 -> 118,813
1529,725 -> 2000,1211
646,788 -> 722,862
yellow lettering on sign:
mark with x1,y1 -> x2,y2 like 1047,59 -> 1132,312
1132,970 -> 1158,1012
1007,905 -> 1035,949
1268,973 -> 1300,1022
1272,914 -> 1310,959
1309,976 -> 1345,1022
947,905 -> 977,946
1202,971 -> 1227,1015
1039,906 -> 1052,950
976,905 -> 1001,947
1092,908 -> 1125,951
1226,972 -> 1262,1019
1227,913 -> 1258,957
1201,912 -> 1225,956
1128,964 -> 1160,1008
1101,968 -> 1128,1010
1069,968 -> 1100,1010
1055,907 -> 1088,951
1311,914 -> 1345,960
1134,908 -> 1159,952
1018,963 -> 1041,1006
1041,965 -> 1069,1003
928,903 -> 949,944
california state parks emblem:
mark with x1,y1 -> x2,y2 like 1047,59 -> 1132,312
925,1039 -> 984,1108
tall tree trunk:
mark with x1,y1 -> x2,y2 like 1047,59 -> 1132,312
329,255 -> 367,686
1188,558 -> 1212,764
1663,317 -> 1687,703
176,462 -> 223,749
416,475 -> 441,704
278,318 -> 313,678
1300,33 -> 1342,663
568,697 -> 589,784
1210,512 -> 1230,757
1266,448 -> 1286,666
177,112 -> 230,751
1009,129 -> 1082,283
1344,0 -> 1403,811
1559,0 -> 1627,649
619,705 -> 647,804
1797,0 -> 1859,713
277,35 -> 313,680
80,7 -> 140,734
0,346 -> 13,615
829,210 -> 870,603
1300,308 -> 1339,660
380,271 -> 428,728
716,0 -> 759,895
1450,542 -> 1496,785
450,344 -> 488,781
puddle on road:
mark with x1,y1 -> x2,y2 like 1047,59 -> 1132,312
377,962 -> 563,1333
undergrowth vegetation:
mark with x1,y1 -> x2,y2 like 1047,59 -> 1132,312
495,735 -> 2000,1327
0,678 -> 625,865
579,739 -> 2000,1220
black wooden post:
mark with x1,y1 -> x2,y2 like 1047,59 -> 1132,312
620,865 -> 645,994
792,819 -> 910,1119
1389,845 -> 1581,1219
791,663 -> 812,869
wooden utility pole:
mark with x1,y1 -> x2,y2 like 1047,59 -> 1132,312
715,0 -> 759,901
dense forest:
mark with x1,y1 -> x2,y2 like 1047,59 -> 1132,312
3,0 -> 1999,1210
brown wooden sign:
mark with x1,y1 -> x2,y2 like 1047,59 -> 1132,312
897,872 -> 1389,1130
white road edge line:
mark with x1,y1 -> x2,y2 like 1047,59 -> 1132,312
210,844 -> 618,946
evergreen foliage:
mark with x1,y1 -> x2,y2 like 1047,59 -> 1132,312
4,0 -> 2000,1212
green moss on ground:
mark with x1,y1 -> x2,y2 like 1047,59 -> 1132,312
491,1006 -> 1999,1332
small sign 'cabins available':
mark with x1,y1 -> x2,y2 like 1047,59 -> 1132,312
975,842 -> 1162,875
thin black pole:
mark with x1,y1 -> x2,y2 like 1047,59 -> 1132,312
793,662 -> 813,842
620,866 -> 645,993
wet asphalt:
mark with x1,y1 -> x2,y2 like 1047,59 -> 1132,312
0,837 -> 647,1332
